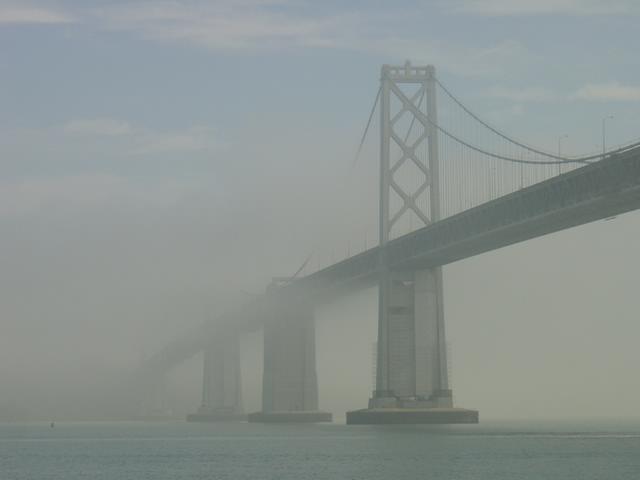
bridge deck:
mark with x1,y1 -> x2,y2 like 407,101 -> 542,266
294,146 -> 640,294
142,147 -> 640,374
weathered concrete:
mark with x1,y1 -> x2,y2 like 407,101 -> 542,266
187,326 -> 244,422
350,267 -> 477,424
346,407 -> 478,425
187,408 -> 246,422
250,298 -> 331,423
248,411 -> 332,423
370,268 -> 453,410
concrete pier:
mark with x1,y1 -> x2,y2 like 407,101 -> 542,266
250,298 -> 332,423
347,269 -> 477,424
248,411 -> 332,423
187,326 -> 245,422
347,407 -> 478,424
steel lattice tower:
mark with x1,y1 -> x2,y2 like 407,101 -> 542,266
373,62 -> 450,408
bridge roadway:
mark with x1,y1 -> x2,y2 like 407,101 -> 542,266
295,144 -> 640,293
143,145 -> 640,376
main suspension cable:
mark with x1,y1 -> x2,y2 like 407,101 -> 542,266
435,76 -> 640,163
350,86 -> 382,171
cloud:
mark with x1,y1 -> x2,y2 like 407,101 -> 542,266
59,118 -> 219,155
64,118 -> 133,136
0,173 -> 195,218
445,0 -> 640,16
570,82 -> 640,101
362,38 -> 532,77
0,5 -> 74,24
129,125 -> 219,155
486,82 -> 640,103
484,103 -> 526,125
96,0 -> 359,51
486,86 -> 558,102
91,1 -> 530,77
0,1 -> 535,79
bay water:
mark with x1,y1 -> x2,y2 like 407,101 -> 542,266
2,419 -> 639,479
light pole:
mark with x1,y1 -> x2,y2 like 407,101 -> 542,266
557,134 -> 568,175
602,115 -> 614,157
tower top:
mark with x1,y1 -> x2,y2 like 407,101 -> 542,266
381,62 -> 435,81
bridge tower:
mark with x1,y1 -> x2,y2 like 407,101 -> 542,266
347,62 -> 478,424
249,283 -> 332,422
187,325 -> 245,421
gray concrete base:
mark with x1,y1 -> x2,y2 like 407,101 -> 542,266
346,407 -> 478,425
248,411 -> 333,423
187,406 -> 246,422
186,412 -> 247,422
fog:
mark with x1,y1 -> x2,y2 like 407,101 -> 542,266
3,116 -> 639,421
2,1 -> 640,424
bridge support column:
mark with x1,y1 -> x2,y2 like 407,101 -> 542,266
249,299 -> 332,423
347,62 -> 477,424
137,374 -> 172,420
187,327 -> 245,421
347,268 -> 478,424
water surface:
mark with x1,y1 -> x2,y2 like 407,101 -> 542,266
2,419 -> 639,479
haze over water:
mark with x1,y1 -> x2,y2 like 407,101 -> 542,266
3,0 -> 640,478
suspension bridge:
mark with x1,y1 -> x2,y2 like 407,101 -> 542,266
137,62 -> 640,424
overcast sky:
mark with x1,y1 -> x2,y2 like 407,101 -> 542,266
1,0 -> 640,420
